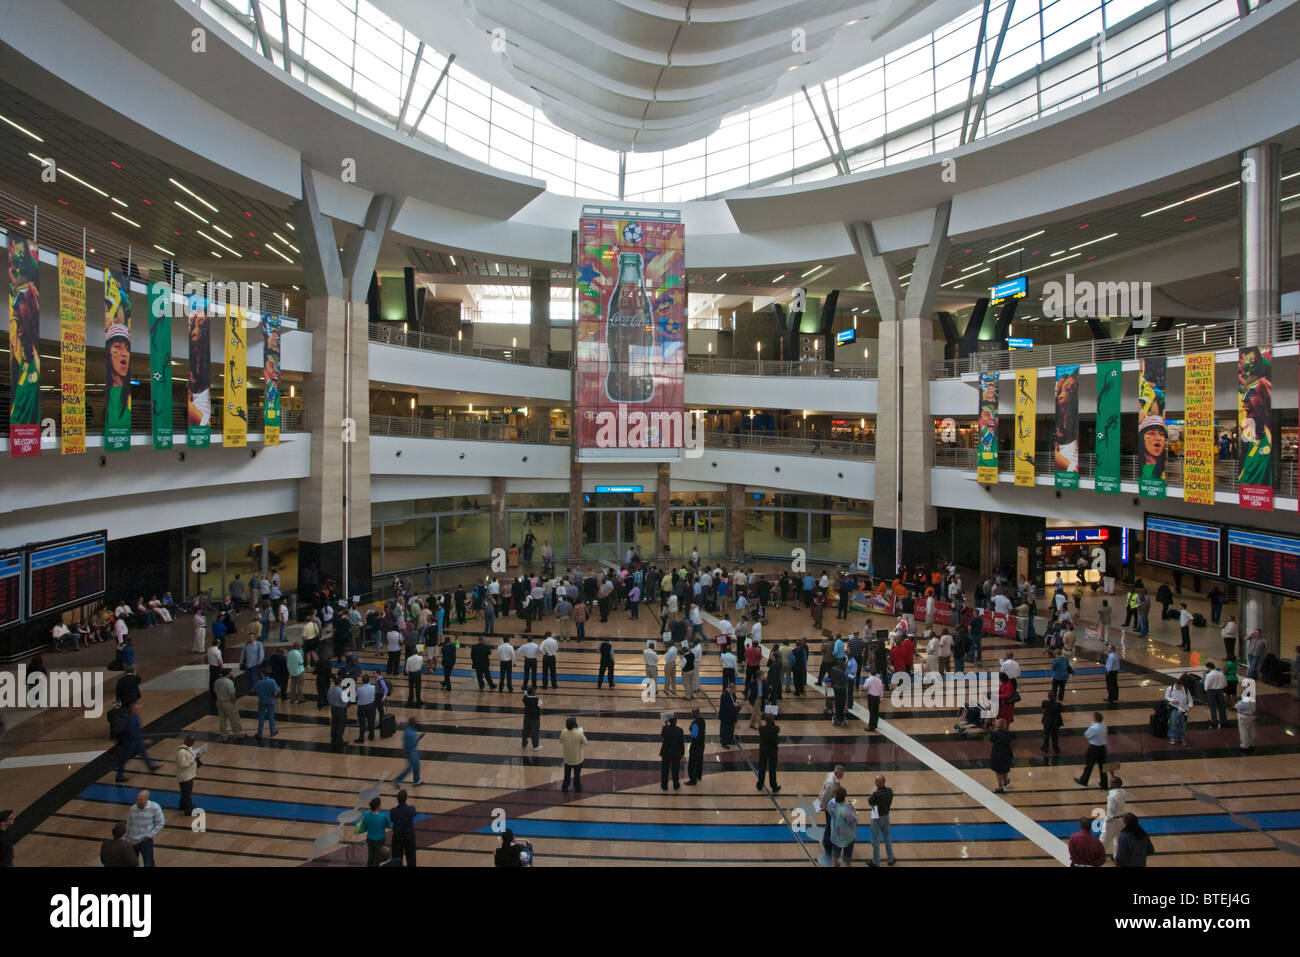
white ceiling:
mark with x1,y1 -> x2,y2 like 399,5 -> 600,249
369,0 -> 976,151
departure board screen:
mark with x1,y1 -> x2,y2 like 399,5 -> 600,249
1143,515 -> 1222,578
0,551 -> 22,630
1228,527 -> 1300,598
27,533 -> 107,618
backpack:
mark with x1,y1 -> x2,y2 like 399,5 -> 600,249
1149,700 -> 1170,738
1191,613 -> 1207,628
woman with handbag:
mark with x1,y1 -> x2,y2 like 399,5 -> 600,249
989,719 -> 1014,793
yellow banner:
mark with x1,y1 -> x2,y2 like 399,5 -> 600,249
1183,352 -> 1216,505
58,254 -> 86,455
1014,367 -> 1036,487
224,305 -> 247,448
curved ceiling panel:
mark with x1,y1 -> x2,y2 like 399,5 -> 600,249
370,0 -> 976,151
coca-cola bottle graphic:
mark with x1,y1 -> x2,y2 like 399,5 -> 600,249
605,252 -> 655,402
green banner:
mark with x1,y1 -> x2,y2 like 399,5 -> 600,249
103,271 -> 132,452
1094,361 -> 1121,493
149,281 -> 172,449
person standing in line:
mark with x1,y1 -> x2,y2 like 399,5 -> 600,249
827,785 -> 859,867
1076,712 -> 1109,789
1067,816 -> 1106,866
125,789 -> 165,867
829,658 -> 848,726
1050,650 -> 1073,702
394,717 -> 422,786
989,718 -> 1014,793
286,642 -> 305,704
1177,603 -> 1193,651
627,581 -> 641,620
744,637 -> 763,695
863,669 -> 883,731
385,626 -> 403,676
560,716 -> 587,792
1165,676 -> 1192,745
756,714 -> 781,793
867,774 -> 896,867
214,668 -> 245,741
662,641 -> 679,697
1101,775 -> 1126,860
192,609 -> 207,654
1104,644 -> 1120,704
597,639 -> 616,689
327,675 -> 351,752
1114,813 -> 1155,867
518,635 -> 540,688
176,736 -> 200,815
254,670 -> 279,740
359,796 -> 391,868
439,636 -> 456,690
1041,693 -> 1063,754
707,675 -> 737,743
660,713 -> 685,790
405,645 -> 425,705
1235,692 -> 1256,753
206,639 -> 224,709
1203,662 -> 1227,729
1245,628 -> 1267,680
1220,615 -> 1239,659
686,707 -> 706,785
471,635 -> 495,690
353,674 -> 378,743
719,645 -> 738,688
240,632 -> 265,682
790,639 -> 809,695
644,640 -> 659,691
495,637 -> 516,693
521,686 -> 542,751
572,598 -> 588,642
681,642 -> 698,701
818,765 -> 847,857
1095,599 -> 1112,644
313,654 -> 333,710
539,632 -> 559,690
389,789 -> 417,867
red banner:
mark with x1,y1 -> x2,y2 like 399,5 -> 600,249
910,599 -> 975,627
980,610 -> 1017,638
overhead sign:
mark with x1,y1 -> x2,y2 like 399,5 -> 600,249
857,537 -> 872,573
835,328 -> 856,345
1007,337 -> 1034,349
990,277 -> 1027,304
594,485 -> 643,494
1044,527 -> 1109,544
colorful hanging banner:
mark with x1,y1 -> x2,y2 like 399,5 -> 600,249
1094,361 -> 1121,493
1237,344 -> 1273,510
148,281 -> 173,450
58,253 -> 86,455
1183,352 -> 1216,505
976,371 -> 999,484
186,295 -> 211,448
8,236 -> 41,457
1137,355 -> 1167,499
103,271 -> 132,453
224,305 -> 247,448
261,314 -> 282,447
1014,367 -> 1036,487
1053,364 -> 1080,489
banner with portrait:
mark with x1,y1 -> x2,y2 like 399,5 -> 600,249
1053,364 -> 1080,489
1013,367 -> 1036,487
58,253 -> 86,455
224,305 -> 247,448
148,281 -> 172,450
186,294 -> 211,448
1094,361 -> 1121,493
1237,344 -> 1273,510
977,371 -> 999,484
1137,355 -> 1167,499
103,270 -> 132,453
1183,352 -> 1216,505
8,236 -> 41,457
261,314 -> 282,447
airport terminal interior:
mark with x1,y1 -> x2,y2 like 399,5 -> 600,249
4,0 -> 1300,870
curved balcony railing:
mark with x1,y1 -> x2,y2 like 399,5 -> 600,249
369,414 -> 568,445
933,315 -> 1300,378
2,403 -> 303,436
703,430 -> 874,461
685,355 -> 877,379
934,446 -> 1299,497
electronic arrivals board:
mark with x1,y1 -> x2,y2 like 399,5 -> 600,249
0,550 -> 23,630
26,532 -> 107,618
1227,527 -> 1300,598
1143,515 -> 1222,578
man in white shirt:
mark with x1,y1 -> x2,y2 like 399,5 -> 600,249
405,649 -> 424,704
1102,776 -> 1126,859
518,637 -> 541,688
1203,662 -> 1228,728
999,652 -> 1021,683
1235,694 -> 1256,753
864,669 -> 884,730
539,632 -> 559,689
663,642 -> 679,696
1077,712 -> 1109,788
720,647 -> 737,687
1177,603 -> 1194,651
643,640 -> 659,689
688,604 -> 705,642
991,591 -> 1012,615
716,614 -> 736,650
819,572 -> 830,591
276,600 -> 289,643
496,637 -> 516,693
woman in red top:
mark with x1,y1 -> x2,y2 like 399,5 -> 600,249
997,672 -> 1016,726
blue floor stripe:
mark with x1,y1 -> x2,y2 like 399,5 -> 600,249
74,785 -> 1300,844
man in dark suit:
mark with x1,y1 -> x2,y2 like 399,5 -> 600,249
454,585 -> 467,624
718,683 -> 740,746
660,713 -> 685,790
597,639 -> 616,689
686,708 -> 707,784
756,714 -> 781,793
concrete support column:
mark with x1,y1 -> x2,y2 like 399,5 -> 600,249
530,266 -> 551,365
726,483 -> 746,559
490,477 -> 507,556
656,464 -> 671,558
899,317 -> 937,535
1240,142 -> 1282,345
979,512 -> 1000,578
568,461 -> 583,562
1240,587 -> 1282,660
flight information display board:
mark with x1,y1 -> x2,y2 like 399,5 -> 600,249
0,550 -> 23,630
27,533 -> 107,618
1227,527 -> 1300,598
1143,515 -> 1222,578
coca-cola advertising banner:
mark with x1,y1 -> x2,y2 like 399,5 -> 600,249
576,214 -> 686,458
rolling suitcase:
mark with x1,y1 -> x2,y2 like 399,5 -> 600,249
380,713 -> 397,738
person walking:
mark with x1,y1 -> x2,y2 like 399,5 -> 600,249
359,796 -> 391,868
1104,644 -> 1120,704
471,636 -> 496,690
539,632 -> 559,690
394,717 -> 422,786
389,789 -> 417,867
989,718 -> 1013,793
214,668 -> 245,742
125,790 -> 165,867
176,735 -> 200,815
560,716 -> 587,792
521,686 -> 542,751
686,707 -> 706,784
438,636 -> 457,690
1076,712 -> 1109,789
114,703 -> 158,782
827,785 -> 859,867
1204,662 -> 1228,729
755,714 -> 780,793
254,670 -> 279,740
1165,677 -> 1192,745
867,775 -> 896,867
1096,600 -> 1112,644
1040,693 -> 1064,754
597,639 -> 616,689
660,713 -> 685,790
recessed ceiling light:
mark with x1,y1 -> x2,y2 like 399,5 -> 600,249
988,230 -> 1044,253
153,244 -> 175,256
110,197 -> 129,208
28,154 -> 107,196
168,177 -> 219,213
211,224 -> 233,238
1,113 -> 44,142
174,200 -> 208,224
110,210 -> 141,228
197,230 -> 242,258
715,272 -> 727,281
1068,231 -> 1117,252
264,242 -> 294,263
800,264 -> 822,278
